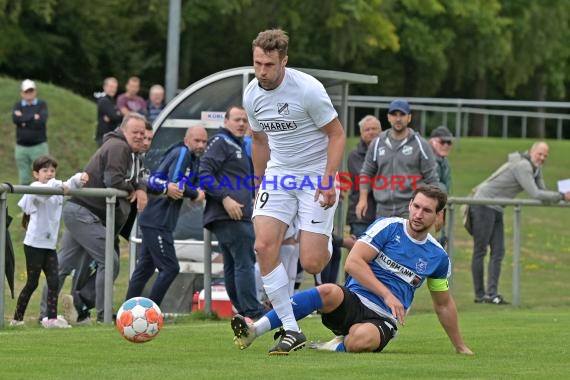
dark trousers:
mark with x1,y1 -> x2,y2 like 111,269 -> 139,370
125,226 -> 180,306
470,205 -> 505,299
14,245 -> 59,320
320,242 -> 341,284
210,220 -> 264,319
350,222 -> 370,238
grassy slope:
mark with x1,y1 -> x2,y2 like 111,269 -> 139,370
0,76 -> 98,179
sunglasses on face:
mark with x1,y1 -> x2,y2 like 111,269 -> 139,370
439,140 -> 452,146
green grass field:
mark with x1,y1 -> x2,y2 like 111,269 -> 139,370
1,309 -> 569,379
1,77 -> 570,379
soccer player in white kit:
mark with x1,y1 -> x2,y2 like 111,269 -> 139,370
232,28 -> 346,355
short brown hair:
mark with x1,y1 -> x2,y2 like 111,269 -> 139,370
32,155 -> 58,172
252,29 -> 289,59
411,184 -> 447,212
224,105 -> 245,120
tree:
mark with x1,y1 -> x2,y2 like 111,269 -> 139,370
442,0 -> 511,135
501,0 -> 570,137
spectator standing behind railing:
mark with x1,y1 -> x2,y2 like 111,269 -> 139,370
39,113 -> 148,324
11,155 -> 87,328
125,125 -> 206,306
470,141 -> 570,305
346,115 -> 382,240
428,126 -> 454,246
357,99 -> 439,219
67,120 -> 156,320
199,106 -> 265,321
12,79 -> 49,185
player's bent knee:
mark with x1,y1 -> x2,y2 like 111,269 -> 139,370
254,239 -> 281,256
345,325 -> 381,352
316,283 -> 337,298
299,253 -> 329,274
300,261 -> 325,275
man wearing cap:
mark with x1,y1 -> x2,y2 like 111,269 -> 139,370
357,99 -> 439,219
12,79 -> 49,185
429,126 -> 453,193
429,126 -> 454,245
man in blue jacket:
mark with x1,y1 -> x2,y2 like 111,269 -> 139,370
125,125 -> 207,306
200,105 -> 265,320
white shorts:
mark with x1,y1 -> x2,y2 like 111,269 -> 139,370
253,174 -> 339,236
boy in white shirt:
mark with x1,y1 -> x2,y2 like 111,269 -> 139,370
11,155 -> 88,328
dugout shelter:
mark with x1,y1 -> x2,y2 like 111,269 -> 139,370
136,67 -> 377,313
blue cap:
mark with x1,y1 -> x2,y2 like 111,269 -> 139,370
388,99 -> 411,114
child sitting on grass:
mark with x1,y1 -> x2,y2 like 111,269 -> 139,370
11,155 -> 88,328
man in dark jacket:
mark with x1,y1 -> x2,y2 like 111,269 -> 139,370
125,125 -> 207,306
40,112 -> 148,323
95,77 -> 123,147
12,79 -> 49,185
346,115 -> 381,238
200,105 -> 265,320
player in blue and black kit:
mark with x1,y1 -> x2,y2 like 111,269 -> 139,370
232,184 -> 473,354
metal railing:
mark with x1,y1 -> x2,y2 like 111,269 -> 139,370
0,184 -> 127,327
0,183 -> 224,327
445,197 -> 570,307
128,223 -> 221,317
336,96 -> 570,140
3,184 -> 567,326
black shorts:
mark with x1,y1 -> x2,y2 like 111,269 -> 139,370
321,285 -> 397,352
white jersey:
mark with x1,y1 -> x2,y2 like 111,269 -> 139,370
244,68 -> 338,176
18,174 -> 84,249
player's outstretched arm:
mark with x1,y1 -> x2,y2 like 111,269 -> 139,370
430,289 -> 474,355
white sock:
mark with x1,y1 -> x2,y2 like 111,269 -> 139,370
262,263 -> 300,332
253,316 -> 271,336
279,243 -> 299,296
253,262 -> 265,303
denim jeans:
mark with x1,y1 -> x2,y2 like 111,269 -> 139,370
470,205 -> 505,299
210,220 -> 264,319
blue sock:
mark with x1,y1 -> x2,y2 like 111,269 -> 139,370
266,288 -> 323,330
335,342 -> 346,352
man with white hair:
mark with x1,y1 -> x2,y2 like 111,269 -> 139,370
346,115 -> 382,239
146,84 -> 165,123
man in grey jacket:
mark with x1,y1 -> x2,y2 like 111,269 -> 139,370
471,141 -> 570,305
357,99 -> 439,219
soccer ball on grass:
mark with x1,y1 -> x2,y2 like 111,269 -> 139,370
116,297 -> 164,343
